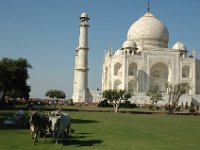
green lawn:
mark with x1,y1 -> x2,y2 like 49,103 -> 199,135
0,110 -> 200,150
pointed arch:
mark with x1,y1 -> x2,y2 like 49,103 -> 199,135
114,79 -> 121,90
182,65 -> 190,78
128,79 -> 137,92
114,62 -> 122,76
150,62 -> 168,92
128,62 -> 138,76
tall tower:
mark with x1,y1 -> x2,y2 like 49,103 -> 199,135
72,12 -> 90,102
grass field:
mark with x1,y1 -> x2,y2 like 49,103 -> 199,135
0,109 -> 200,150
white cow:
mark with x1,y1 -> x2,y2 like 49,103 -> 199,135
49,111 -> 71,143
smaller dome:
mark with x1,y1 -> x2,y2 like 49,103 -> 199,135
122,40 -> 137,49
81,12 -> 88,18
172,41 -> 187,51
80,12 -> 89,21
114,49 -> 124,56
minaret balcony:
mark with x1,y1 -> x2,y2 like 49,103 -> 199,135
75,68 -> 89,71
78,47 -> 89,51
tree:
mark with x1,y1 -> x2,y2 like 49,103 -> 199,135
166,82 -> 190,113
147,89 -> 163,113
102,89 -> 132,113
0,57 -> 32,106
45,89 -> 66,100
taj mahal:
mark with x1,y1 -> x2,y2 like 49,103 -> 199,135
72,4 -> 200,106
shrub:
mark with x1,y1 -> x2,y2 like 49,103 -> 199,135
181,102 -> 184,109
148,105 -> 153,110
164,104 -> 170,110
98,100 -> 137,108
156,106 -> 160,110
120,101 -> 137,108
189,107 -> 195,113
189,102 -> 195,113
175,106 -> 181,111
196,105 -> 199,111
185,102 -> 188,110
97,99 -> 112,107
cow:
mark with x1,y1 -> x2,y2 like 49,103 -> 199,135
29,111 -> 51,145
49,110 -> 72,143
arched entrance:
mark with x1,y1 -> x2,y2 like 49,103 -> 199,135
150,62 -> 169,92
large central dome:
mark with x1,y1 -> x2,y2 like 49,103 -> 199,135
127,12 -> 169,50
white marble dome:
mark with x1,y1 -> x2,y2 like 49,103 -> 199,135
172,41 -> 187,51
81,12 -> 88,18
122,40 -> 137,49
80,12 -> 89,21
127,12 -> 169,49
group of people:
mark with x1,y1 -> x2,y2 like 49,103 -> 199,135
14,101 -> 36,126
3,107 -> 25,127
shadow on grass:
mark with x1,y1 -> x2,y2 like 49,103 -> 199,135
72,119 -> 99,124
0,122 -> 30,130
64,139 -> 103,147
60,133 -> 103,147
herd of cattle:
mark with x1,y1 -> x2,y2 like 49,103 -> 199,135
29,110 -> 73,145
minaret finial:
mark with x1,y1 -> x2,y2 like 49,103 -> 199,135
147,1 -> 150,13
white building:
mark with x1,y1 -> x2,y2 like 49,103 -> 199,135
102,7 -> 200,106
72,7 -> 200,105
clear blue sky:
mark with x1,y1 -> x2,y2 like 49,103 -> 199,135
0,0 -> 200,99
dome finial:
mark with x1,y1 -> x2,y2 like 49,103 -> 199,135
147,1 -> 150,13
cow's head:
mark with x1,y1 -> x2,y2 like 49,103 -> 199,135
49,111 -> 61,131
29,111 -> 39,124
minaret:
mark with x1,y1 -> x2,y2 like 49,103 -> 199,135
72,12 -> 90,102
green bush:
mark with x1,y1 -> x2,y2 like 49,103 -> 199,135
98,100 -> 137,108
196,105 -> 199,111
148,105 -> 153,110
175,106 -> 181,111
189,102 -> 195,113
120,101 -> 137,108
156,106 -> 160,110
97,99 -> 112,107
164,104 -> 170,110
189,107 -> 195,113
185,102 -> 188,110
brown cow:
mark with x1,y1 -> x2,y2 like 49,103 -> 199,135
29,111 -> 51,145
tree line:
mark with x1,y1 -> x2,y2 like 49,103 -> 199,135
102,82 -> 190,114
